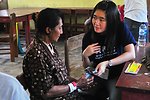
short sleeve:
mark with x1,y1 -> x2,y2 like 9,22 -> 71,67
118,22 -> 136,47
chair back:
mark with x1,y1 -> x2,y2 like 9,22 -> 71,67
64,33 -> 85,75
0,13 -> 18,62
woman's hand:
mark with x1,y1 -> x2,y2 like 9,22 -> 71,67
95,61 -> 109,76
76,74 -> 94,89
83,43 -> 100,57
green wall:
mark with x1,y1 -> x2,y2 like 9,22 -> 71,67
8,0 -> 124,9
8,0 -> 123,29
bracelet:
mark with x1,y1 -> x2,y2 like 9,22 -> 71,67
108,60 -> 112,68
68,82 -> 77,93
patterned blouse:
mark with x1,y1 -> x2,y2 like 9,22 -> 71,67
22,38 -> 82,100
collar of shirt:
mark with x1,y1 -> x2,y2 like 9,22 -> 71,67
42,41 -> 55,55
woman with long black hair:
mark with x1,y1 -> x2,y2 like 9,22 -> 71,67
82,1 -> 136,100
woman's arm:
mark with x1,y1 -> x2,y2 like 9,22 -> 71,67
107,43 -> 135,66
82,43 -> 100,68
43,85 -> 70,99
96,44 -> 135,75
82,54 -> 91,68
44,75 -> 92,99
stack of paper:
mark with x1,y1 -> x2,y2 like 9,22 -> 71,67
125,61 -> 142,74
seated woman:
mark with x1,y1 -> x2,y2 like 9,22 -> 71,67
0,72 -> 30,100
22,8 -> 93,100
82,1 -> 136,100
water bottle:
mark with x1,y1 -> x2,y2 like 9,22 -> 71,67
138,24 -> 148,47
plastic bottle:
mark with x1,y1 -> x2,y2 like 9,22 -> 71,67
138,24 -> 148,47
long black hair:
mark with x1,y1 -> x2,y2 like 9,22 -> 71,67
90,0 -> 121,51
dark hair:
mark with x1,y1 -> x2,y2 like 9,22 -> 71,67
90,0 -> 121,51
36,8 -> 62,37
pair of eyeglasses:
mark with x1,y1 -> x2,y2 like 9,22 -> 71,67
92,15 -> 106,23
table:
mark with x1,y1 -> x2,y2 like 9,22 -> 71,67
116,44 -> 150,100
58,7 -> 92,37
0,7 -> 92,42
0,7 -> 92,61
0,7 -> 43,61
0,8 -> 43,45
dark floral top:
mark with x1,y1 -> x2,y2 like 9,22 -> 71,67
22,38 -> 82,100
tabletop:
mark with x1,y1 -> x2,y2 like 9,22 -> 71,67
0,7 -> 44,17
116,44 -> 150,92
0,7 -> 93,17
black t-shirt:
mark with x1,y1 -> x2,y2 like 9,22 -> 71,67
82,22 -> 136,79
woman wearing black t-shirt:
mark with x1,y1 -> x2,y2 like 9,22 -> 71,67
82,1 -> 136,100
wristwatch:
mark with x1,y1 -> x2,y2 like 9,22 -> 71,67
108,60 -> 112,68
